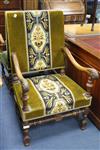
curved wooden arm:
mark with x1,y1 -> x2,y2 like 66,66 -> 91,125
0,77 -> 3,87
12,52 -> 29,111
0,34 -> 4,44
0,34 -> 5,52
62,47 -> 99,80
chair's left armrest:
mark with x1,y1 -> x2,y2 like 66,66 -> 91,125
62,47 -> 99,79
62,47 -> 99,97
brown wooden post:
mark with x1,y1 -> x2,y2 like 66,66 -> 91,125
80,108 -> 89,130
23,122 -> 30,146
86,76 -> 93,98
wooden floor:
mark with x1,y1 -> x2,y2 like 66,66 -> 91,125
64,23 -> 100,37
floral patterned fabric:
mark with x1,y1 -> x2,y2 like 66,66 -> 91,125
30,74 -> 75,115
25,11 -> 52,71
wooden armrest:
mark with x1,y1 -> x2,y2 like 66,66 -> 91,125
0,77 -> 3,87
12,52 -> 29,111
62,47 -> 99,80
0,34 -> 6,51
0,34 -> 4,44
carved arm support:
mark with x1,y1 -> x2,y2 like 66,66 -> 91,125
62,47 -> 99,97
12,52 -> 29,111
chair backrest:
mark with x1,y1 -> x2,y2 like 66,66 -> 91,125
5,10 -> 64,73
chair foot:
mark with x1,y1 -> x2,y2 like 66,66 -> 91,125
80,108 -> 89,130
23,123 -> 30,146
23,128 -> 30,146
80,118 -> 87,130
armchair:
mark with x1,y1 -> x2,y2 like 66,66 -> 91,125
5,10 -> 99,146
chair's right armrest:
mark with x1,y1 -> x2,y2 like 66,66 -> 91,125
12,52 -> 29,111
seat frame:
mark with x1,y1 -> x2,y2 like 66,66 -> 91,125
17,103 -> 89,146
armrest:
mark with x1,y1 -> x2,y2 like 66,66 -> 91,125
62,47 -> 99,80
0,77 -> 3,87
62,47 -> 99,98
0,34 -> 4,45
0,34 -> 5,52
12,52 -> 29,111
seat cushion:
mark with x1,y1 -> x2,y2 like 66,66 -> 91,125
13,74 -> 91,121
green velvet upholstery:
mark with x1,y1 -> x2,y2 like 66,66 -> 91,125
5,11 -> 64,73
13,74 -> 91,121
5,10 -> 91,122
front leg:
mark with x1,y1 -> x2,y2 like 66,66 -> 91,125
80,108 -> 89,130
23,122 -> 30,146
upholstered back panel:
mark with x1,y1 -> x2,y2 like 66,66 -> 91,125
5,11 -> 64,73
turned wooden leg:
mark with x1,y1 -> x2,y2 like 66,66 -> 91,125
80,108 -> 89,130
23,123 -> 30,146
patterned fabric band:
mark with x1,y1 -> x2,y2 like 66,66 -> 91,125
30,74 -> 75,115
25,11 -> 52,71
